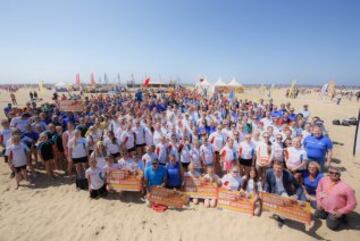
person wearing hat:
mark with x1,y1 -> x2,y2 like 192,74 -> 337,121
315,166 -> 357,230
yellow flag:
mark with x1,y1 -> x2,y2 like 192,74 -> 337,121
38,80 -> 44,93
288,80 -> 297,97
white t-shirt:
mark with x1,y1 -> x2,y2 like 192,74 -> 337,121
0,128 -> 12,147
144,127 -> 153,146
238,141 -> 256,159
155,143 -> 168,164
285,147 -> 307,170
85,167 -> 105,190
104,138 -> 121,155
142,152 -> 158,169
256,142 -> 271,167
118,158 -> 137,171
10,117 -> 30,133
6,143 -> 29,167
244,177 -> 263,193
152,130 -> 162,146
190,148 -> 201,169
180,144 -> 191,164
96,156 -> 107,169
68,138 -> 88,158
200,144 -> 214,165
272,142 -> 284,161
86,134 -> 99,151
209,132 -> 226,151
120,131 -> 135,150
221,173 -> 242,191
133,126 -> 146,145
220,146 -> 236,163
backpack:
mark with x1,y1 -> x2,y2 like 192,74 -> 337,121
332,119 -> 341,125
75,171 -> 88,190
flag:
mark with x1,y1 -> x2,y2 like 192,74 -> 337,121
353,110 -> 360,156
75,73 -> 81,85
199,78 -> 204,82
104,73 -> 109,84
144,77 -> 151,87
117,73 -> 121,83
38,80 -> 44,93
90,73 -> 96,85
228,89 -> 235,102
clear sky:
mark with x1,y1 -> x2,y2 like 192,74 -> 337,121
0,0 -> 359,85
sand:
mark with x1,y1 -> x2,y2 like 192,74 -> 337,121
0,87 -> 359,241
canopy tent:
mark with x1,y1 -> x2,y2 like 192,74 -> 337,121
214,78 -> 226,86
227,78 -> 244,93
54,81 -> 67,88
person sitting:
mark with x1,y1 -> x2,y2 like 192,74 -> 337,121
144,158 -> 167,191
221,166 -> 243,191
315,166 -> 357,230
242,166 -> 263,195
202,166 -> 221,208
301,161 -> 323,208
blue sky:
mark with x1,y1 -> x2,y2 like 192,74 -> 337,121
0,0 -> 359,85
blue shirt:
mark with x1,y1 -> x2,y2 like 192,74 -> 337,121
145,165 -> 166,186
303,171 -> 324,195
166,162 -> 181,187
303,135 -> 333,162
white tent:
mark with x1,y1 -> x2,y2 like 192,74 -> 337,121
214,78 -> 226,86
228,78 -> 243,87
54,81 -> 67,88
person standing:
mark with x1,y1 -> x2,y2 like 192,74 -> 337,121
303,125 -> 333,170
315,166 -> 357,230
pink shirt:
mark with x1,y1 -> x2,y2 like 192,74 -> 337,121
316,176 -> 357,215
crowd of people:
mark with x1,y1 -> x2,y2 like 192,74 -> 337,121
0,87 -> 357,230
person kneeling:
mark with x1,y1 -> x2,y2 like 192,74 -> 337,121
315,166 -> 357,231
85,158 -> 107,199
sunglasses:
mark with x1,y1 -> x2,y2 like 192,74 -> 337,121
329,171 -> 340,176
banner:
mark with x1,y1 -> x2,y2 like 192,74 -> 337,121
259,192 -> 312,225
217,189 -> 256,215
59,100 -> 85,112
183,176 -> 219,199
107,169 -> 143,192
148,186 -> 189,208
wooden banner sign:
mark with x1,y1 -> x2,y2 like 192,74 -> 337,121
259,192 -> 312,225
59,100 -> 85,112
183,176 -> 219,199
107,169 -> 143,192
217,188 -> 256,215
148,186 -> 189,208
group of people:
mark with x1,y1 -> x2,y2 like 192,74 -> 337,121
0,87 -> 357,230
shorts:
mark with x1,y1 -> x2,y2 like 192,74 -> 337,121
166,184 -> 181,189
110,152 -> 120,159
15,165 -> 27,173
127,147 -> 136,153
136,143 -> 146,148
239,158 -> 253,167
72,156 -> 88,164
42,153 -> 54,162
181,162 -> 190,169
90,184 -> 107,199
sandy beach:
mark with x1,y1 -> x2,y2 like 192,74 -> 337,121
0,87 -> 359,241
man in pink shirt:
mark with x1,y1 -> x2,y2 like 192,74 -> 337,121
315,166 -> 357,230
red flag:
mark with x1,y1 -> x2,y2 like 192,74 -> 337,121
75,73 -> 81,85
143,77 -> 151,87
90,73 -> 96,85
